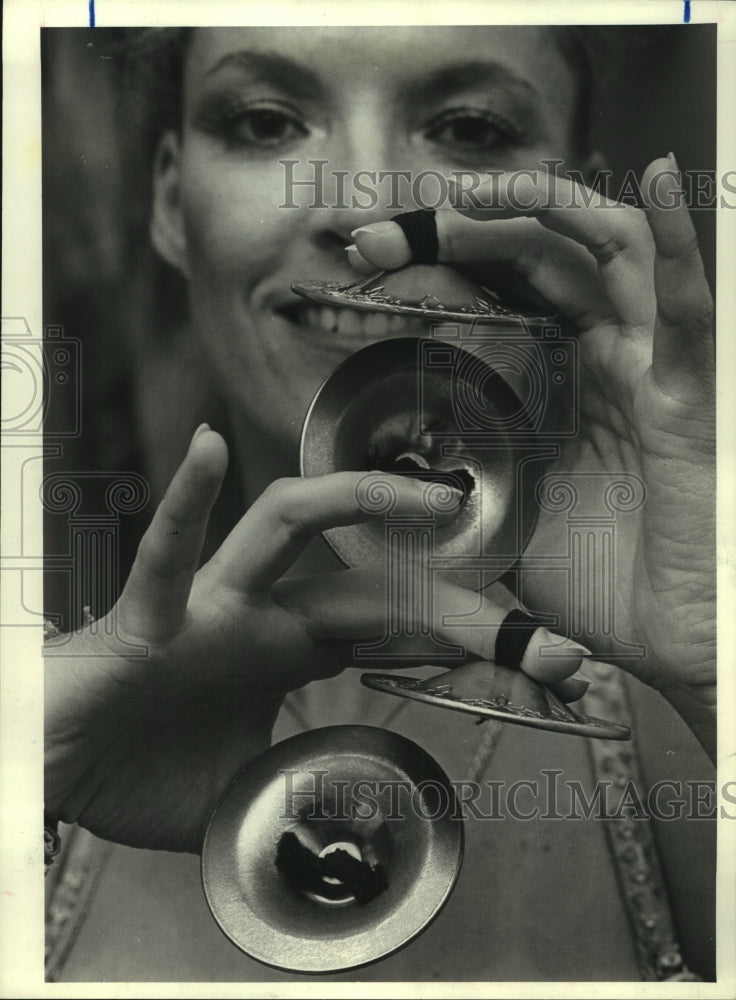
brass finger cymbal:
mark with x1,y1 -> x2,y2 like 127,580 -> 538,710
300,335 -> 543,591
202,726 -> 464,974
296,267 -> 629,743
362,661 -> 631,741
292,264 -> 557,325
297,266 -> 557,590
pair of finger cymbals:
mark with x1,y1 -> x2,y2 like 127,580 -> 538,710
297,266 -> 630,743
201,267 -> 630,977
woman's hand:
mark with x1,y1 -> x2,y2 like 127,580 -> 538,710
44,434 -> 429,852
45,429 -> 590,853
349,156 -> 716,758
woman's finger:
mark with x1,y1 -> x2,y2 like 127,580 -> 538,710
351,170 -> 659,331
549,674 -> 590,703
457,172 -> 658,332
272,569 -> 590,684
206,473 -> 462,595
351,214 -> 607,327
641,154 -> 715,401
119,426 -> 228,641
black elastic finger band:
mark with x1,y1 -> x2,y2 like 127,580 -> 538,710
494,608 -> 545,669
391,209 -> 439,265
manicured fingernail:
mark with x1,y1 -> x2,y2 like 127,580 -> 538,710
351,222 -> 397,239
345,243 -> 376,275
564,639 -> 592,657
405,480 -> 464,521
409,480 -> 463,497
554,676 -> 590,702
433,486 -> 464,523
440,486 -> 465,507
352,222 -> 412,269
537,630 -> 592,657
189,422 -> 210,451
520,630 -> 594,684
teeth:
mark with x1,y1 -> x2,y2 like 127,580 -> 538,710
337,310 -> 362,336
320,307 -> 338,331
299,305 -> 425,339
364,313 -> 390,336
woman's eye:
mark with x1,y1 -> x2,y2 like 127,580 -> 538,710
424,110 -> 519,154
196,100 -> 309,151
233,109 -> 307,148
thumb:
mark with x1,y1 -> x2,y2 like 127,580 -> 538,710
118,426 -> 228,642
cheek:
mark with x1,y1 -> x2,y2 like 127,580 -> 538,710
179,150 -> 298,287
175,148 -> 323,447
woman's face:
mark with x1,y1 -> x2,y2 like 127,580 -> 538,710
153,26 -> 587,461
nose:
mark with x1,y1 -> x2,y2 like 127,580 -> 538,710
294,124 -> 423,257
285,166 -> 390,252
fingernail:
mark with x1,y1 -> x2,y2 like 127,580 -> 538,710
405,480 -> 464,520
539,630 -> 592,657
666,152 -> 683,188
352,222 -> 412,269
351,222 -> 397,239
564,639 -> 593,657
345,243 -> 376,275
433,485 -> 464,524
189,422 -> 210,451
440,486 -> 465,508
555,676 -> 590,702
409,480 -> 463,499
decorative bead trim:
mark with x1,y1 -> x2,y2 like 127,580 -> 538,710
583,662 -> 702,982
45,826 -> 112,981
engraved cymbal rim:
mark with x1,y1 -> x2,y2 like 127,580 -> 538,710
361,673 -> 632,741
202,726 -> 464,974
292,269 -> 557,325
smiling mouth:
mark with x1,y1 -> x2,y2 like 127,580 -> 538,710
280,303 -> 427,339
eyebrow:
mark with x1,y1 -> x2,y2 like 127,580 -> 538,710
203,50 -> 323,100
200,50 -> 540,111
411,61 -> 539,102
